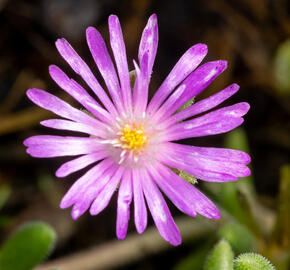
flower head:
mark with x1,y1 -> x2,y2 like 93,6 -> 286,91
24,14 -> 251,246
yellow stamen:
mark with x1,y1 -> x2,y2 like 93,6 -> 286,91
118,123 -> 147,151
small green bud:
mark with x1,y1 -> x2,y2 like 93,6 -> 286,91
233,253 -> 275,270
204,240 -> 234,270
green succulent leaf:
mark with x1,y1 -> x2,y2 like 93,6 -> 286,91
233,253 -> 275,270
218,222 -> 254,254
0,221 -> 56,270
204,240 -> 234,270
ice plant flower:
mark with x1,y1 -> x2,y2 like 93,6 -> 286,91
24,14 -> 251,246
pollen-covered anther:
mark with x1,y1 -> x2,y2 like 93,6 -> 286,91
118,123 -> 148,152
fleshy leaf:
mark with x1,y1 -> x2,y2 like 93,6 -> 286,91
204,239 -> 234,270
0,222 -> 56,270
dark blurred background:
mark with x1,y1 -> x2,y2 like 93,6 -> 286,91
0,0 -> 289,269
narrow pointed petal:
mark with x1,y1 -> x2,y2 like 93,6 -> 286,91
108,15 -> 132,115
164,83 -> 240,127
158,143 -> 251,182
26,88 -> 104,129
49,65 -> 113,124
138,14 -> 158,79
147,43 -> 208,115
153,61 -> 228,123
55,38 -> 117,115
24,135 -> 104,158
86,27 -> 124,113
56,151 -> 108,178
70,164 -> 118,219
116,170 -> 132,240
90,166 -> 125,215
60,158 -> 115,209
132,169 -> 147,234
41,119 -> 105,138
163,102 -> 249,141
147,164 -> 196,217
133,55 -> 149,115
150,163 -> 220,219
142,170 -> 181,246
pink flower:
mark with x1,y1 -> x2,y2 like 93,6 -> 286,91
24,14 -> 251,246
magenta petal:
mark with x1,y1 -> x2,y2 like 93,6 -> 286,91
138,14 -> 158,79
56,151 -> 108,178
55,38 -> 117,115
149,163 -> 220,219
147,43 -> 208,115
90,166 -> 124,215
164,102 -> 249,141
132,169 -> 147,234
116,170 -> 132,240
26,88 -> 104,130
60,158 -> 114,209
108,15 -> 132,115
147,164 -> 196,217
158,143 -> 251,182
49,65 -> 113,124
142,170 -> 181,246
86,27 -> 124,113
164,83 -> 240,127
167,142 -> 251,164
133,53 -> 150,115
154,60 -> 228,122
41,119 -> 105,138
24,135 -> 104,158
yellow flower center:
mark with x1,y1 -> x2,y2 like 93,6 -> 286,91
119,123 -> 148,151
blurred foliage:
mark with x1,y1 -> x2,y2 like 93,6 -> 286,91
273,39 -> 290,95
218,222 -> 254,254
0,222 -> 56,270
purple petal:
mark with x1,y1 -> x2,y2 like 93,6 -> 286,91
90,166 -> 125,215
147,43 -> 208,115
86,27 -> 124,113
158,143 -> 251,182
149,163 -> 220,219
152,163 -> 220,218
24,135 -> 104,158
56,151 -> 108,178
164,102 -> 249,141
26,88 -> 104,130
116,170 -> 132,240
132,169 -> 147,234
70,163 -> 117,220
147,164 -> 197,217
153,61 -> 228,123
142,170 -> 181,246
132,54 -> 149,116
108,15 -> 132,115
164,83 -> 240,127
49,65 -> 113,124
138,14 -> 158,79
41,119 -> 105,138
167,142 -> 251,164
60,158 -> 116,210
55,38 -> 117,115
